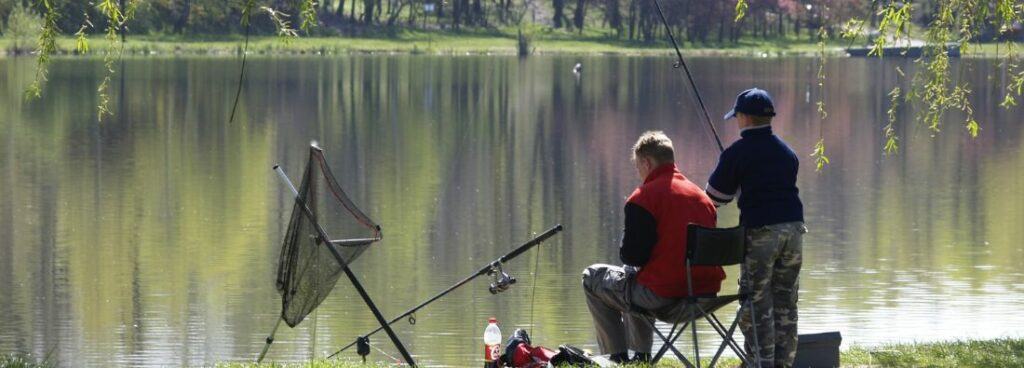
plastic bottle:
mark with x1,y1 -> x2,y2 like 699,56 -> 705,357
483,317 -> 502,367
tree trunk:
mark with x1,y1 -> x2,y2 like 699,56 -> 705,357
718,13 -> 725,43
337,0 -> 346,18
639,0 -> 653,42
553,0 -> 565,28
472,0 -> 483,25
606,0 -> 621,37
627,0 -> 636,39
174,0 -> 191,34
363,0 -> 374,24
572,0 -> 585,31
762,12 -> 767,38
453,0 -> 462,28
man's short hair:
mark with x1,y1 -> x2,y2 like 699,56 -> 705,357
751,115 -> 773,126
632,131 -> 675,164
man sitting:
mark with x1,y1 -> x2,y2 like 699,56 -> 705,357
582,131 -> 725,364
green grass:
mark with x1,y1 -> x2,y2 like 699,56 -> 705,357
8,27 -> 1019,58
202,338 -> 1024,368
1,338 -> 1022,367
841,338 -> 1024,367
0,354 -> 53,368
0,33 -> 835,57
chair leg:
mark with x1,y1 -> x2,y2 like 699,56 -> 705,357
746,299 -> 761,368
705,312 -> 746,361
706,311 -> 749,368
691,324 -> 701,367
646,317 -> 669,363
650,319 -> 694,367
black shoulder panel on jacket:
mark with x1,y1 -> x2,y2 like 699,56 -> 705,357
620,202 -> 658,267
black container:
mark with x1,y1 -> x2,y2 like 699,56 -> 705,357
792,331 -> 842,368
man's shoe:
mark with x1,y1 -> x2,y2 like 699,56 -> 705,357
608,352 -> 630,364
631,352 -> 652,363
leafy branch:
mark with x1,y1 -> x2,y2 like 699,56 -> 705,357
810,25 -> 830,171
96,0 -> 132,122
299,0 -> 319,34
263,6 -> 300,42
25,0 -> 59,100
811,139 -> 830,171
883,67 -> 905,155
734,0 -> 748,23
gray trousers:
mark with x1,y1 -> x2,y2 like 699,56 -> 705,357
581,264 -> 675,354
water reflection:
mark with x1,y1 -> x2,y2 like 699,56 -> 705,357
0,55 -> 1022,367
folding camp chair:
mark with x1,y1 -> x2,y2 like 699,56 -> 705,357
634,224 -> 758,368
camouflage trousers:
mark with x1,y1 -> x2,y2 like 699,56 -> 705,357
738,222 -> 806,368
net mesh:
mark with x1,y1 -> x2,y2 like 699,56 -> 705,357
276,147 -> 381,327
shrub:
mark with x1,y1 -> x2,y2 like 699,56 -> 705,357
3,2 -> 42,54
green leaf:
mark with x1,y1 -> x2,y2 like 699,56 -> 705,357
75,25 -> 90,53
734,0 -> 748,23
810,139 -> 829,172
966,119 -> 980,138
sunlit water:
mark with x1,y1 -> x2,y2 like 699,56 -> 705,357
1,55 -> 1022,367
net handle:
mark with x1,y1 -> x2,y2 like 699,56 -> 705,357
274,165 -> 300,197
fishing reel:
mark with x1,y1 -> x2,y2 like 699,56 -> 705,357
488,262 -> 517,294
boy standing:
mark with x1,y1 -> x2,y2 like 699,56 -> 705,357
705,88 -> 806,368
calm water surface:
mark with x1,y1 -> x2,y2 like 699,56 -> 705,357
1,55 -> 1023,367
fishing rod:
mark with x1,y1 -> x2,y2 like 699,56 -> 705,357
650,0 -> 725,153
327,224 -> 565,359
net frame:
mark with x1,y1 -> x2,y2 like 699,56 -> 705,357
275,146 -> 382,327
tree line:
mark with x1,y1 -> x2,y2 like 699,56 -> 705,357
2,0 -> 1020,43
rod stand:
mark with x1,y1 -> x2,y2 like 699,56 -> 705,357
357,336 -> 371,363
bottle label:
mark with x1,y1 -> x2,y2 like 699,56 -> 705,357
484,343 -> 500,363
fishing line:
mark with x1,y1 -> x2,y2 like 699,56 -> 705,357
650,0 -> 725,153
368,339 -> 402,363
528,236 -> 541,332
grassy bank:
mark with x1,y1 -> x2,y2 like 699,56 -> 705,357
203,338 -> 1024,367
2,338 -> 1023,366
220,338 -> 1024,367
4,29 -> 1020,58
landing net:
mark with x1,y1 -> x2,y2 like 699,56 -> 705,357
276,146 -> 381,327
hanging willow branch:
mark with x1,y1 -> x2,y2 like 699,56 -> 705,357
228,0 -> 257,124
25,0 -> 59,100
228,1 -> 314,123
811,26 -> 830,171
96,0 -> 133,122
738,0 -> 1023,159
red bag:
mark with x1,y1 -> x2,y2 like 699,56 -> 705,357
508,343 -> 557,368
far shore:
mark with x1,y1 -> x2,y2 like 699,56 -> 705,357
3,32 -> 1022,58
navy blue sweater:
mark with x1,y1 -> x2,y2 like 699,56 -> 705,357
706,125 -> 804,228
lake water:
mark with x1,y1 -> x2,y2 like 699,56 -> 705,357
1,55 -> 1022,367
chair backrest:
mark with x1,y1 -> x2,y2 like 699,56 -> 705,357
685,224 -> 746,266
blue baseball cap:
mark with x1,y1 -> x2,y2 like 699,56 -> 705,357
723,88 -> 776,120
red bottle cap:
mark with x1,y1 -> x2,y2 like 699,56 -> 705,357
488,317 -> 497,324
